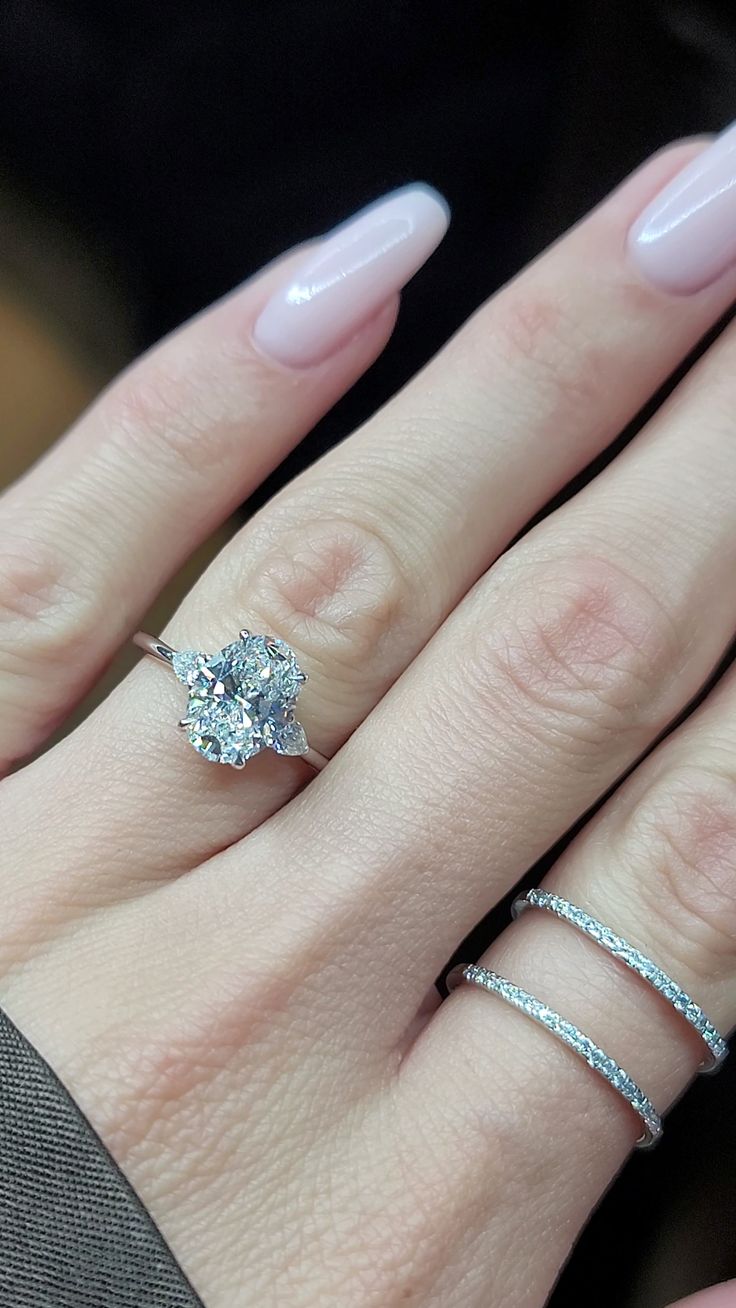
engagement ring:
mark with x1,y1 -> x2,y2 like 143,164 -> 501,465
134,629 -> 327,771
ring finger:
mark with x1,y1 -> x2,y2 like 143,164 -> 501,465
0,225 -> 410,771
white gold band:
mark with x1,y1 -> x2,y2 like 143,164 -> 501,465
447,963 -> 663,1148
513,890 -> 728,1072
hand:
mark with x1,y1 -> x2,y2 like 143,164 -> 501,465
2,129 -> 736,1306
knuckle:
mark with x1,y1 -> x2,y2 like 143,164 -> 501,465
624,761 -> 736,979
478,287 -> 605,418
471,554 -> 680,752
243,511 -> 412,687
105,356 -> 232,481
0,531 -> 100,669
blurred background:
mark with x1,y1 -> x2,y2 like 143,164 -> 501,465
1,1 -> 735,1302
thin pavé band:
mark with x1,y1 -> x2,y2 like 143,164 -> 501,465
447,963 -> 663,1147
513,890 -> 728,1072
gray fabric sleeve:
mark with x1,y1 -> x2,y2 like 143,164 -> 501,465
0,1007 -> 204,1307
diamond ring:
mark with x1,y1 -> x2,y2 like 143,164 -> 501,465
447,963 -> 663,1147
513,890 -> 728,1071
133,629 -> 327,771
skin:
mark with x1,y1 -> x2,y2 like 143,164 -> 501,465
1,139 -> 736,1305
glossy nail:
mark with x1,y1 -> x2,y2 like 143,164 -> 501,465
253,185 -> 449,367
629,122 -> 736,294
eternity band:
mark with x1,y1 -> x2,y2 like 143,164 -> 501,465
447,964 -> 663,1147
513,890 -> 728,1072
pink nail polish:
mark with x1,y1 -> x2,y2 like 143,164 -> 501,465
628,122 -> 736,294
252,185 -> 449,367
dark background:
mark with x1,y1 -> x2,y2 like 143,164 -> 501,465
1,1 -> 735,1303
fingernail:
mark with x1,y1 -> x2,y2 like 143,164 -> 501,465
628,123 -> 736,294
252,185 -> 449,367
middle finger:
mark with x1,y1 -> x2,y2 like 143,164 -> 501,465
240,290 -> 736,1050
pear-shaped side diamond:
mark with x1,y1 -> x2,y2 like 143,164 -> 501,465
269,717 -> 309,757
172,649 -> 206,685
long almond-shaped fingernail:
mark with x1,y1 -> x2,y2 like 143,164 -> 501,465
628,123 -> 736,294
253,185 -> 449,367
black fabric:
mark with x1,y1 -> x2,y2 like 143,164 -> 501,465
0,1008 -> 202,1308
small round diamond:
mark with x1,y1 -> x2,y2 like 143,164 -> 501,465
180,633 -> 307,767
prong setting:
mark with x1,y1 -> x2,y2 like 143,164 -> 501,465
173,631 -> 309,768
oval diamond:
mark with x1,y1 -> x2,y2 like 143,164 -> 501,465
181,634 -> 307,767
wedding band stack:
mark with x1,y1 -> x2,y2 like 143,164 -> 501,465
448,889 -> 729,1149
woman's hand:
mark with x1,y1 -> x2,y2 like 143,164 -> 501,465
2,128 -> 736,1306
